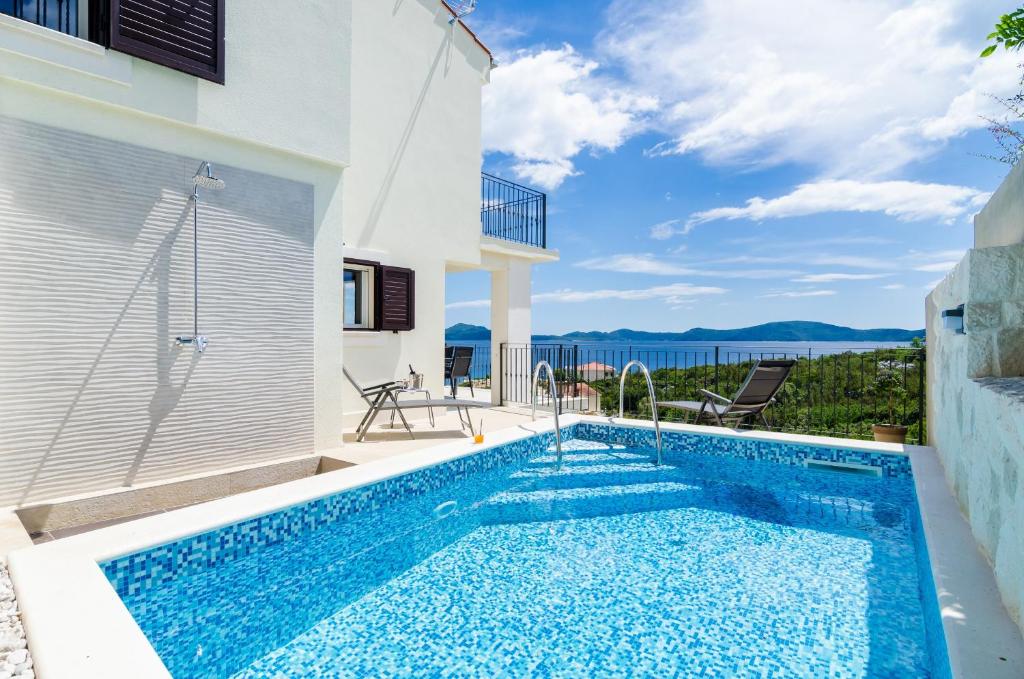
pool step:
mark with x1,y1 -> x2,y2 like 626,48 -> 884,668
478,481 -> 703,525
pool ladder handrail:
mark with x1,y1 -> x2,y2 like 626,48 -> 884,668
530,360 -> 564,469
618,360 -> 663,465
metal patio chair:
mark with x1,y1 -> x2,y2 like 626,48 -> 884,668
344,368 -> 484,442
444,345 -> 475,398
657,359 -> 796,428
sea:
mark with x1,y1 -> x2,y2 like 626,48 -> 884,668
448,340 -> 916,377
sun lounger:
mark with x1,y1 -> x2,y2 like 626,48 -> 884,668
657,359 -> 796,428
344,368 -> 486,441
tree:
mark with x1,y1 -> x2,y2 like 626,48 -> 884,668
978,10 -> 1024,166
982,8 -> 1024,57
866,364 -> 908,426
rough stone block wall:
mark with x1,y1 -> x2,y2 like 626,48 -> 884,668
927,244 -> 1024,631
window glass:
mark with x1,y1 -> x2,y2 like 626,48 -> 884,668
344,264 -> 375,329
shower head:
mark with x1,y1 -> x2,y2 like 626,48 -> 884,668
192,161 -> 225,190
193,174 -> 225,190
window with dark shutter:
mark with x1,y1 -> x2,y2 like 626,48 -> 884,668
108,0 -> 225,84
378,266 -> 415,332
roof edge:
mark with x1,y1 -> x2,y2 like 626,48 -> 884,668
440,1 -> 493,58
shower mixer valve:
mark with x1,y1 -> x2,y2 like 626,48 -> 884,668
176,335 -> 209,353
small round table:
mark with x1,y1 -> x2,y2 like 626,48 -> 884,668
388,387 -> 434,428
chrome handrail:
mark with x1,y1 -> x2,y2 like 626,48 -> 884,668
618,360 -> 663,465
531,360 -> 563,469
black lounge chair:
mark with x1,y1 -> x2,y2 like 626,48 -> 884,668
444,345 -> 475,398
658,359 -> 796,428
344,368 -> 484,442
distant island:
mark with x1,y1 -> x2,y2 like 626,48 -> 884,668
445,321 -> 925,343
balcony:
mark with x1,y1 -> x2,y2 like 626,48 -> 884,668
481,172 -> 547,249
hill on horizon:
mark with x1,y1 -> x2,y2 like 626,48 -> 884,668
445,320 -> 925,343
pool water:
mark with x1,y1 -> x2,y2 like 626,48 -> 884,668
110,437 -> 945,678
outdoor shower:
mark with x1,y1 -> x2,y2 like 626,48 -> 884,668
176,161 -> 225,353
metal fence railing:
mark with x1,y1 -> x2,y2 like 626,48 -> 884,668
481,173 -> 546,249
500,343 -> 927,445
2,0 -> 78,35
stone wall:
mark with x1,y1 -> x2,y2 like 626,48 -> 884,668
927,241 -> 1024,631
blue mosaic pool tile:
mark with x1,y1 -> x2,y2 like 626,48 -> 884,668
577,421 -> 914,477
100,422 -> 947,679
102,428 -> 573,599
103,423 -> 914,600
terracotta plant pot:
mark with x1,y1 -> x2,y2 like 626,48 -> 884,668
872,424 -> 909,444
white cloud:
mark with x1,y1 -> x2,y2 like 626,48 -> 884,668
728,235 -> 894,247
712,253 -> 891,270
712,248 -> 965,273
445,299 -> 491,309
684,180 -> 989,233
576,253 -> 689,276
882,283 -> 906,290
599,0 -> 1019,177
649,219 -> 682,240
914,260 -> 960,272
482,45 -> 657,189
532,282 -> 725,304
904,248 -> 967,262
760,289 -> 838,299
792,273 -> 892,283
574,253 -> 799,279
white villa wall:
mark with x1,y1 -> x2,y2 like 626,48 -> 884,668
0,3 -> 352,506
976,160 -> 1024,249
341,0 -> 491,419
927,175 -> 1024,630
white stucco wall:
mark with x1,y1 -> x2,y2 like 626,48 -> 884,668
927,224 -> 1024,629
0,4 -> 351,167
341,0 -> 491,419
0,2 -> 352,504
976,160 -> 1024,249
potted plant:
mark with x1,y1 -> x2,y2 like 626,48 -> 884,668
867,363 -> 909,443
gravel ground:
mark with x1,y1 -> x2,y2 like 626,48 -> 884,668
0,561 -> 32,679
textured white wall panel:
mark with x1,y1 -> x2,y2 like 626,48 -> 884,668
0,117 -> 315,507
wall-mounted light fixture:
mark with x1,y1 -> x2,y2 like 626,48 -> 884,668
941,304 -> 965,334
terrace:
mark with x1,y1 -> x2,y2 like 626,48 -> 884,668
1,0 -> 1023,676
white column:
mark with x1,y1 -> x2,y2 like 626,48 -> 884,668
490,258 -> 532,406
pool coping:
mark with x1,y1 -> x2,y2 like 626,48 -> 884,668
8,416 -> 1023,678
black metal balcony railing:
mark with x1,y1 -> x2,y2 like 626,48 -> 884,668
500,343 -> 927,445
2,0 -> 77,35
481,172 -> 547,249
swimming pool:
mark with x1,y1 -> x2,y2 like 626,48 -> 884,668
103,422 -> 950,678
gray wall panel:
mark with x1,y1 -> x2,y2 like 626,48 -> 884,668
0,117 -> 316,507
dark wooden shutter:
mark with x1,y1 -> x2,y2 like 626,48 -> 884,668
108,0 -> 225,84
378,266 -> 415,332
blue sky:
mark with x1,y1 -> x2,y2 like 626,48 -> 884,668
445,0 -> 1018,334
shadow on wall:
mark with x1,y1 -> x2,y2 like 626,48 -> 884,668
0,116 -> 317,507
356,11 -> 454,247
21,200 -> 197,503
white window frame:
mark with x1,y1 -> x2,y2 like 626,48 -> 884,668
344,263 -> 376,330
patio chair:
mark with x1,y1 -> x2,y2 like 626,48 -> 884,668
344,368 -> 484,442
444,345 -> 475,398
657,359 -> 796,429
